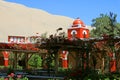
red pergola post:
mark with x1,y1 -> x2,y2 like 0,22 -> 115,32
2,51 -> 9,67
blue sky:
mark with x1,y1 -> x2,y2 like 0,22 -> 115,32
6,0 -> 120,25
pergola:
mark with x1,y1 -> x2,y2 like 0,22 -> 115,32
37,36 -> 120,73
0,43 -> 45,70
0,35 -> 120,73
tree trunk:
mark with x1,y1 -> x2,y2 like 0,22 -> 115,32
102,58 -> 105,74
54,50 -> 59,74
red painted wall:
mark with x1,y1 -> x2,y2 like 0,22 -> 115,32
68,27 -> 89,39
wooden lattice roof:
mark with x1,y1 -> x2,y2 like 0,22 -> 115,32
37,36 -> 120,51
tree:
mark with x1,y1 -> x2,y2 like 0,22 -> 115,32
90,12 -> 120,37
90,12 -> 120,73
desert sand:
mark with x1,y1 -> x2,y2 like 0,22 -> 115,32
0,0 -> 92,42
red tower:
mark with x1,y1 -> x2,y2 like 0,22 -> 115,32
68,18 -> 89,40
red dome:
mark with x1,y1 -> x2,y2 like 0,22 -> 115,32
72,18 -> 85,27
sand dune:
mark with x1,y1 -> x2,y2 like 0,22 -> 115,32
0,0 -> 93,42
0,0 -> 74,42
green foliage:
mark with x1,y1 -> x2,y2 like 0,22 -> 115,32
0,77 -> 4,80
44,54 -> 54,69
7,67 -> 14,74
65,69 -> 120,80
28,54 -> 42,68
90,12 -> 120,37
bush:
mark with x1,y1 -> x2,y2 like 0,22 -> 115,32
64,69 -> 120,80
28,54 -> 42,68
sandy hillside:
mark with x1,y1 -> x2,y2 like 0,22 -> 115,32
0,0 -> 93,42
0,0 -> 74,42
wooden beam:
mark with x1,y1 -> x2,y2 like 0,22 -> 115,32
0,49 -> 38,53
54,50 -> 59,74
25,53 -> 29,69
13,52 -> 17,70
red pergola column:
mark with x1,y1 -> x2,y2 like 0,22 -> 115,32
60,51 -> 69,69
2,51 -> 9,67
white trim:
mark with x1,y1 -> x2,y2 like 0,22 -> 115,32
4,58 -> 8,60
71,30 -> 77,35
82,30 -> 87,35
68,26 -> 87,29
